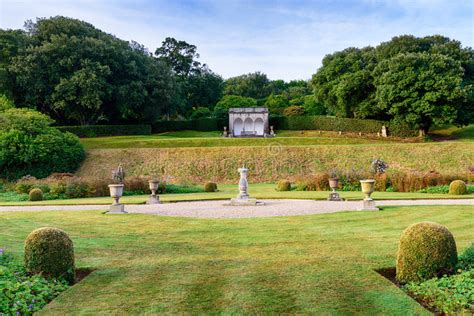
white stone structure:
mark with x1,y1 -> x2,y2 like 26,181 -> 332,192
228,107 -> 269,137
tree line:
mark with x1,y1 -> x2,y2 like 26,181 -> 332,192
1,16 -> 472,132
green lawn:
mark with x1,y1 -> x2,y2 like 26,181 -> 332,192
1,183 -> 472,206
80,131 -> 401,149
0,205 -> 472,314
429,124 -> 474,142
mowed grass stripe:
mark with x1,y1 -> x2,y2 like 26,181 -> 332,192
1,206 -> 471,314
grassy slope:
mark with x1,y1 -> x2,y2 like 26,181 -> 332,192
76,126 -> 474,183
0,206 -> 472,314
0,183 -> 473,206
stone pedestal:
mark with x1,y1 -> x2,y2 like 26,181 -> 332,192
328,192 -> 342,201
358,199 -> 379,211
225,167 -> 264,206
107,204 -> 127,214
147,196 -> 160,204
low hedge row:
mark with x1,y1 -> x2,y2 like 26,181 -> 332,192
57,125 -> 152,138
58,117 -> 418,137
270,116 -> 418,137
154,116 -> 418,137
152,118 -> 227,133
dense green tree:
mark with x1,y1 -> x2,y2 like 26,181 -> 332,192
155,37 -> 201,78
224,72 -> 271,99
189,106 -> 212,120
312,34 -> 473,127
312,46 -> 378,118
374,52 -> 467,132
264,94 -> 289,114
0,29 -> 30,98
0,94 -> 14,111
155,38 -> 223,115
4,16 -> 179,125
303,95 -> 326,116
186,67 -> 224,109
283,105 -> 305,116
213,95 -> 257,118
0,106 -> 85,179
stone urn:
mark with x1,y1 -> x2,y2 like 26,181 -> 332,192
328,178 -> 339,192
108,184 -> 124,204
360,180 -> 375,200
147,179 -> 160,204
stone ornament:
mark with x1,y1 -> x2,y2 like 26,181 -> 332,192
226,166 -> 264,206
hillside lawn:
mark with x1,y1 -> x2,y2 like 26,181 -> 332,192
1,183 -> 473,206
75,125 -> 474,183
0,205 -> 472,314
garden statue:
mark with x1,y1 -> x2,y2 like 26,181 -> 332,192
270,126 -> 275,137
381,125 -> 387,137
147,179 -> 161,204
223,126 -> 228,137
226,166 -> 263,206
107,164 -> 127,214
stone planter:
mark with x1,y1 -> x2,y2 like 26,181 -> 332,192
360,179 -> 375,201
147,180 -> 160,204
328,178 -> 339,192
108,184 -> 126,213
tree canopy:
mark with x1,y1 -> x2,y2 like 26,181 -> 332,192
312,34 -> 473,130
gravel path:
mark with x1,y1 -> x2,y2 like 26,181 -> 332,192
0,199 -> 472,218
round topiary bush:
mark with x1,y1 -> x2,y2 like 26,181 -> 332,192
448,180 -> 467,195
24,227 -> 75,284
276,180 -> 291,191
396,222 -> 457,283
204,182 -> 218,192
28,188 -> 43,201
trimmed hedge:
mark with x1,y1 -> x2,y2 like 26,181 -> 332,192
269,115 -> 418,137
152,118 -> 227,133
57,125 -> 151,138
24,227 -> 75,284
448,180 -> 467,195
396,222 -> 458,283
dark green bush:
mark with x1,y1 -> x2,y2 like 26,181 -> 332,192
396,222 -> 458,283
0,250 -> 69,315
24,227 -> 75,284
204,182 -> 218,192
65,181 -> 92,199
0,108 -> 85,180
15,182 -> 34,194
276,180 -> 291,191
457,244 -> 474,271
448,180 -> 467,195
29,188 -> 43,201
57,125 -> 151,138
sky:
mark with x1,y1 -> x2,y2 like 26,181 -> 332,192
1,0 -> 473,81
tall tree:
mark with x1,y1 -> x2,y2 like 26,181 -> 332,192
224,72 -> 271,99
155,37 -> 201,78
5,16 -> 179,125
374,52 -> 467,132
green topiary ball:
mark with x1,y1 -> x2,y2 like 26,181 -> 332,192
28,188 -> 43,201
276,180 -> 291,191
204,182 -> 218,192
448,180 -> 467,195
24,227 -> 75,284
396,222 -> 457,283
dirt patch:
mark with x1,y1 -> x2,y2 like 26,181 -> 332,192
75,268 -> 94,283
375,267 -> 440,315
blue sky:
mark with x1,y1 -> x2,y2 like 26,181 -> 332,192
1,0 -> 472,80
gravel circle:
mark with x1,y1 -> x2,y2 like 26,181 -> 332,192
0,199 -> 472,218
